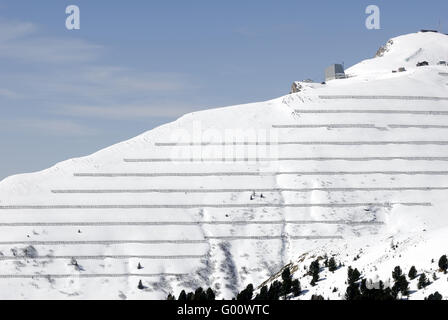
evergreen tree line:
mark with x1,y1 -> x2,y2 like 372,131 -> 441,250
345,261 -> 443,300
166,266 -> 301,301
164,254 -> 447,301
168,287 -> 216,301
253,267 -> 301,300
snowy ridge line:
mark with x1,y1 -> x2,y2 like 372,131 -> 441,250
0,220 -> 384,227
318,95 -> 448,101
204,235 -> 343,240
72,171 -> 448,177
0,255 -> 206,261
50,186 -> 448,194
0,240 -> 208,245
154,141 -> 448,146
274,124 -> 448,130
388,124 -> 448,129
123,157 -> 448,162
0,202 -> 432,210
0,273 -> 187,279
272,124 -> 378,129
294,109 -> 448,115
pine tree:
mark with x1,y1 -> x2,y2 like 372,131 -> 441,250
309,259 -> 320,285
425,292 -> 442,300
194,287 -> 207,301
328,257 -> 337,272
347,267 -> 361,285
309,260 -> 320,275
438,255 -> 448,273
178,290 -> 187,301
392,275 -> 409,298
281,267 -> 291,282
281,268 -> 292,298
137,262 -> 143,270
255,285 -> 268,300
167,293 -> 175,300
356,279 -> 395,301
206,288 -> 215,301
417,274 -> 429,290
268,281 -> 282,300
392,266 -> 403,281
345,283 -> 361,300
292,279 -> 301,297
408,266 -> 417,280
237,284 -> 254,301
137,280 -> 145,290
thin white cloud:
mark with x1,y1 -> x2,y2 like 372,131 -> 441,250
0,118 -> 100,136
0,37 -> 102,63
0,20 -> 101,63
0,18 -> 202,124
0,20 -> 36,41
54,102 -> 204,119
0,88 -> 20,99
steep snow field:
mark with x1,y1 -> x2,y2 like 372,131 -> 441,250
0,32 -> 447,299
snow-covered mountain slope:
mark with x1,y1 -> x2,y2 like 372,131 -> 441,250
0,31 -> 448,299
347,31 -> 448,76
258,226 -> 448,300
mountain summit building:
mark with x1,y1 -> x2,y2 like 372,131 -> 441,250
325,64 -> 346,81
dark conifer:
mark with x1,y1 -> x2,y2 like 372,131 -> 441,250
425,292 -> 442,300
309,260 -> 320,275
311,272 -> 319,286
438,255 -> 448,273
417,274 -> 429,290
237,284 -> 254,301
194,287 -> 207,301
281,268 -> 292,298
392,275 -> 409,297
392,266 -> 403,281
206,288 -> 215,301
309,259 -> 320,285
347,267 -> 361,285
408,266 -> 417,280
291,279 -> 301,297
345,283 -> 361,300
255,285 -> 268,300
166,293 -> 175,300
178,290 -> 187,301
328,257 -> 337,272
267,281 -> 281,300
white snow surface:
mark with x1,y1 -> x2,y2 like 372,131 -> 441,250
0,32 -> 448,299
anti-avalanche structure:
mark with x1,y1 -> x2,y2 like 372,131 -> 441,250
0,32 -> 448,299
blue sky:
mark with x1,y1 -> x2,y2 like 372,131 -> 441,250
0,0 -> 447,179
